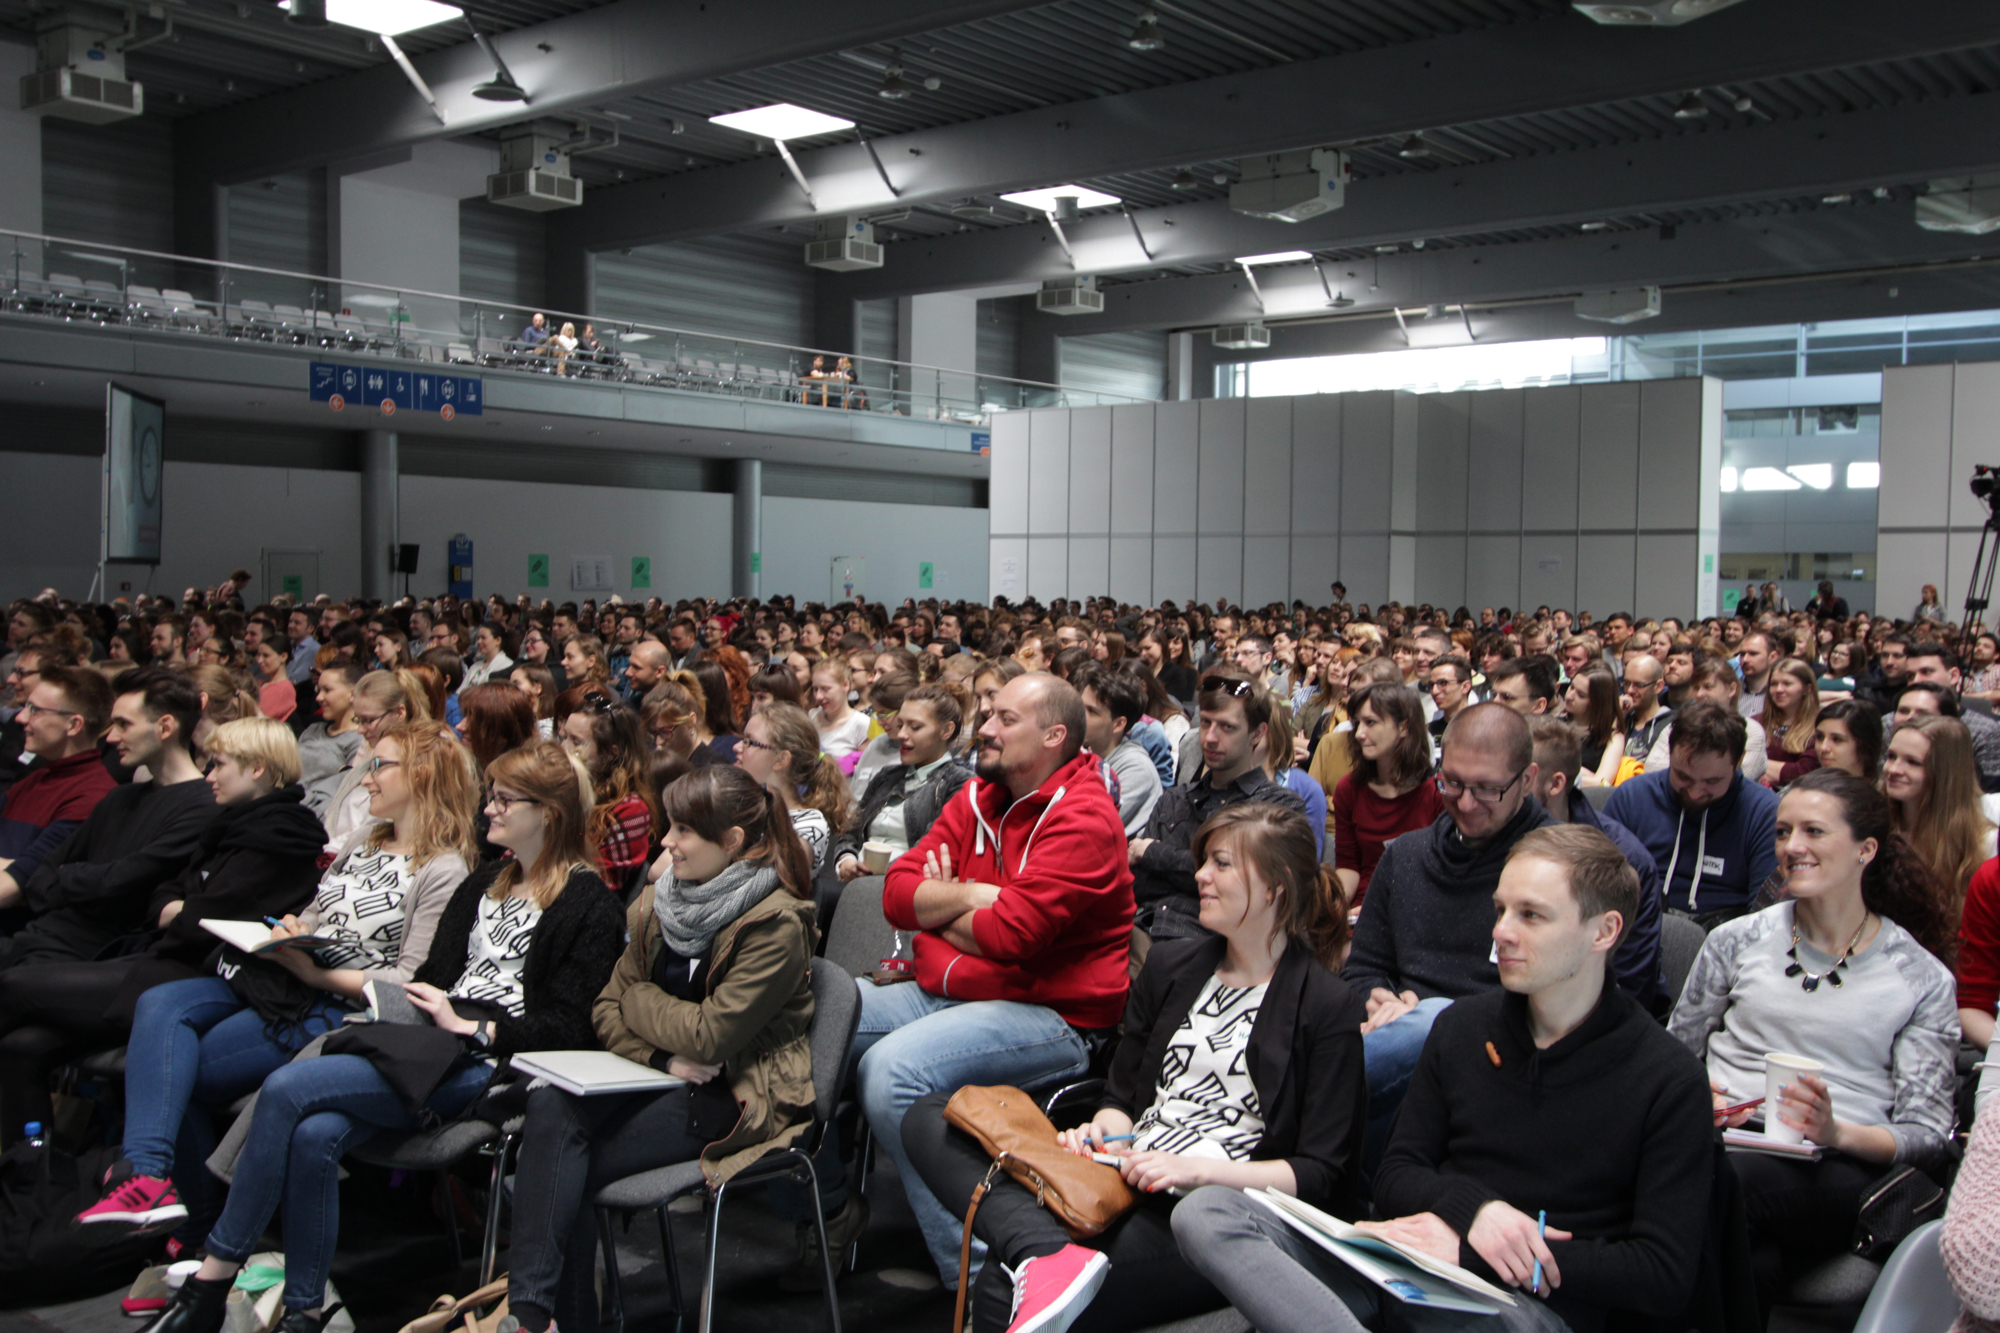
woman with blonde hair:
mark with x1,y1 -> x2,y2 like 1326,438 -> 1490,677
323,667 -> 430,850
809,655 -> 869,759
732,701 -> 851,874
184,663 -> 261,752
1883,713 -> 1995,918
560,635 -> 615,692
1759,658 -> 1822,786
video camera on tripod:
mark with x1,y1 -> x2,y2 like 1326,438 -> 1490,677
1965,466 -> 2000,620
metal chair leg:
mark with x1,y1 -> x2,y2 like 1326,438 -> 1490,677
798,1156 -> 844,1333
479,1132 -> 514,1286
439,1170 -> 465,1270
654,1206 -> 686,1333
596,1208 -> 626,1333
698,1183 -> 728,1333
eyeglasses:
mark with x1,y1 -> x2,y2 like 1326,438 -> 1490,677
738,734 -> 775,753
1199,674 -> 1258,699
364,756 -> 402,775
18,700 -> 78,720
485,790 -> 539,813
1434,765 -> 1529,805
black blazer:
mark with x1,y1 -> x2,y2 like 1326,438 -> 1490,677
1101,935 -> 1367,1217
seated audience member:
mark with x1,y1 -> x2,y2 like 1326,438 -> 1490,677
811,656 -> 872,761
691,657 -> 745,763
1332,682 -> 1442,911
833,682 -> 970,886
0,665 -> 119,920
1962,855 -> 2000,1051
621,639 -> 671,704
0,669 -> 216,970
732,701 -> 850,874
130,740 -> 622,1333
1672,769 -> 1959,1319
848,671 -> 918,796
640,674 -> 725,771
1604,701 -> 1778,926
1075,663 -> 1164,837
1904,641 -> 2000,790
506,764 -> 815,1333
296,662 -> 364,817
902,804 -> 1366,1333
461,622 -> 516,692
76,721 -> 474,1243
510,663 -> 559,740
321,670 -> 424,851
561,690 -> 660,883
1644,659 -> 1769,782
1620,654 -> 1673,767
747,661 -> 804,711
1262,709 -> 1327,860
1131,670 -> 1307,941
1561,666 -> 1626,788
1343,705 -> 1666,1157
1526,718 -> 1668,1015
0,716 -> 318,1139
1942,1074 -> 2000,1329
1485,653 -> 1560,718
1810,698 -> 1882,782
1180,824 -> 1714,1333
1756,658 -> 1821,786
857,674 -> 1133,1285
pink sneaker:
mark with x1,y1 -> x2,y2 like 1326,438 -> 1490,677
77,1170 -> 187,1230
1004,1245 -> 1110,1333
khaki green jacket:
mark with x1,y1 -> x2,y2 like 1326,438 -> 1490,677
594,885 -> 818,1184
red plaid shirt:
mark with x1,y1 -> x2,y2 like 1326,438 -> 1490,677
593,794 -> 654,872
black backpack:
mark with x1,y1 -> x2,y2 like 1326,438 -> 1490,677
0,1139 -> 162,1306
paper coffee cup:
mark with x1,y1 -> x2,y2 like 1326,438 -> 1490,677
1763,1052 -> 1824,1143
861,841 -> 896,874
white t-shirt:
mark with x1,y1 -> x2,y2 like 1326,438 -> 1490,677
449,892 -> 545,1017
790,806 -> 831,873
815,708 -> 872,759
311,846 -> 412,972
1131,974 -> 1269,1162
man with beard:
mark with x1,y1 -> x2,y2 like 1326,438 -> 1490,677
860,673 -> 1134,1286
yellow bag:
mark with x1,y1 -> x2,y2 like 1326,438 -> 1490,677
1611,757 -> 1646,786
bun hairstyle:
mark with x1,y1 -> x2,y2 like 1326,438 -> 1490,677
1190,802 -> 1347,968
750,702 -> 853,830
663,765 -> 812,901
1785,767 -> 1957,965
485,739 -> 596,908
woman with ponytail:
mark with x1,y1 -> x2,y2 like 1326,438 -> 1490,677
732,701 -> 851,873
1670,767 -> 1960,1319
901,801 -> 1366,1333
505,765 -> 819,1333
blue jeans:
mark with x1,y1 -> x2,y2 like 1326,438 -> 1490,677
1361,996 -> 1454,1178
852,981 -> 1090,1285
121,978 -> 348,1242
203,1053 -> 493,1310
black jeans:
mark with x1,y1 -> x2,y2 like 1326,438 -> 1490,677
900,1089 -> 1225,1333
507,1083 -> 705,1333
1730,1150 -> 1875,1319
0,956 -> 141,1140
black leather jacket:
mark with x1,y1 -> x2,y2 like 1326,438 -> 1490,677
831,758 -> 974,868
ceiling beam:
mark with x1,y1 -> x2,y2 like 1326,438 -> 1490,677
555,0 -> 2000,253
1025,206 -> 2000,336
822,94 -> 2000,300
175,0 -> 1052,185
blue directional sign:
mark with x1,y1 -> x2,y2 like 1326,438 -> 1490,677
309,362 -> 482,415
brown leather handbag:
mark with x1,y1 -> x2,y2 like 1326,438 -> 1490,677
942,1085 -> 1137,1333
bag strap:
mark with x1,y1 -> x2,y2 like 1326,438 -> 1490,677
952,1158 -> 1007,1333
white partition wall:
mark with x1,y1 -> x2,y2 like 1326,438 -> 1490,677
1879,361 -> 2000,619
988,377 -> 1721,617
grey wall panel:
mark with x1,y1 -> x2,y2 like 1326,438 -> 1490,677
458,198 -> 544,311
1244,397 -> 1293,536
1950,361 -> 2000,533
976,296 -> 1020,382
1467,391 -> 1524,533
1290,536 -> 1339,604
1110,403 -> 1157,535
1028,411 -> 1071,534
1069,406 -> 1113,535
1576,534 -> 1637,617
1415,393 -> 1471,533
1520,535 -> 1578,612
1198,535 -> 1244,606
1155,402 -> 1200,533
44,116 -> 174,271
1069,536 -> 1110,597
1027,536 -> 1069,602
1061,329 -> 1167,402
1109,535 -> 1152,605
1340,534 -> 1390,605
1244,536 -> 1290,606
1636,534 -> 1699,619
1197,399 -> 1247,534
229,171 -> 327,308
1577,383 -> 1642,530
1465,535 -> 1521,612
1154,536 -> 1196,603
1521,386 -> 1581,532
991,536 -> 1028,601
1879,364 -> 1953,530
1291,393 -> 1341,535
1340,393 -> 1394,534
1416,535 -> 1467,608
989,410 -> 1031,534
1391,393 -> 1419,535
1636,380 -> 1702,528
1389,533 -> 1417,604
593,233 -> 811,348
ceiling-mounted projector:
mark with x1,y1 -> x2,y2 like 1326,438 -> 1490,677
1212,322 -> 1271,350
1916,176 -> 2000,235
1575,287 -> 1661,324
487,126 -> 582,211
1230,149 -> 1347,223
1036,276 -> 1104,316
22,9 -> 143,122
805,217 -> 884,271
1572,0 -> 1747,23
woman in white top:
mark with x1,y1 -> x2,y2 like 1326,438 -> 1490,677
461,623 -> 516,692
549,321 -> 580,376
810,657 -> 870,758
732,702 -> 850,874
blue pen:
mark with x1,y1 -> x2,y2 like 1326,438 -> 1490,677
263,916 -> 284,926
1531,1210 -> 1547,1294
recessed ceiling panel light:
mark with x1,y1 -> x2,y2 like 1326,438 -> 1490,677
708,102 -> 855,140
999,184 -> 1122,211
323,0 -> 461,35
1234,250 -> 1313,265
1579,220 -> 1612,231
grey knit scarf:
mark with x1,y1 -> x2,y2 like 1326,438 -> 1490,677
654,860 -> 780,958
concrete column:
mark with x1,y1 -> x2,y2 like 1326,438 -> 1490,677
0,44 -> 41,275
732,459 -> 762,599
897,293 -> 978,417
360,429 -> 399,602
330,141 -> 497,342
1166,332 -> 1195,401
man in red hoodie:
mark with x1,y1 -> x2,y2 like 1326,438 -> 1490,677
864,673 -> 1134,1285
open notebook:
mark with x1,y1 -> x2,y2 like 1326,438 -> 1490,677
200,919 -> 342,954
510,1051 -> 687,1097
1248,1190 -> 1515,1315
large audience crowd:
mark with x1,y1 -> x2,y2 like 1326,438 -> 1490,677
1,575 -> 1999,1333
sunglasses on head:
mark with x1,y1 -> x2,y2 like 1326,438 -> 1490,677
580,690 -> 617,715
1199,674 -> 1258,699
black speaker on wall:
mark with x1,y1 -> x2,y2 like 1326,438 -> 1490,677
394,544 -> 420,574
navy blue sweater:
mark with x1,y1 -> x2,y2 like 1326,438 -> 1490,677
1603,770 -> 1777,917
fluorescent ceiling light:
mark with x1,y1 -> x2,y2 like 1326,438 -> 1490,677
1846,461 -> 1881,489
1740,466 -> 1802,491
708,103 -> 855,140
325,0 -> 461,35
1787,463 -> 1834,490
1720,466 -> 1738,492
1235,250 -> 1314,265
999,185 -> 1122,212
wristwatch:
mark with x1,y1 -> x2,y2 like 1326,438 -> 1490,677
473,1020 -> 494,1048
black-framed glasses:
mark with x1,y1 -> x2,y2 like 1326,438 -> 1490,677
738,734 -> 774,752
485,789 -> 540,813
1434,765 -> 1529,805
1199,674 -> 1258,699
364,756 -> 402,775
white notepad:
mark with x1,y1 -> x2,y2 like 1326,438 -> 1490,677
1248,1190 -> 1514,1314
509,1050 -> 688,1096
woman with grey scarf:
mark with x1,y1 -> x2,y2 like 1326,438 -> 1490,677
503,766 -> 821,1333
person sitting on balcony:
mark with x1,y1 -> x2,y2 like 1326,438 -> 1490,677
549,322 -> 579,376
519,312 -> 549,348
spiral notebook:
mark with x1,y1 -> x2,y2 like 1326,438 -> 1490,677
509,1051 -> 687,1097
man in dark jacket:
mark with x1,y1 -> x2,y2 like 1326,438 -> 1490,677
1130,669 -> 1306,941
1177,824 -> 1715,1333
0,669 -> 215,969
